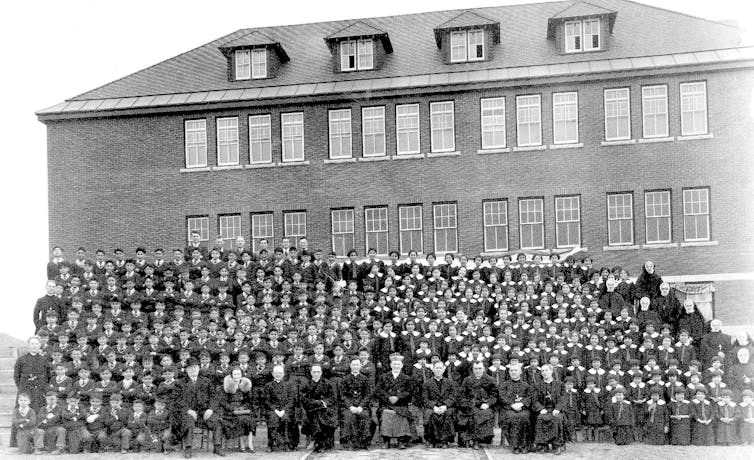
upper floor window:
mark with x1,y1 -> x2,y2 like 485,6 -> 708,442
607,193 -> 634,246
216,117 -> 239,166
481,97 -> 506,149
341,39 -> 373,71
329,109 -> 352,159
430,101 -> 455,152
251,49 -> 267,79
552,92 -> 578,144
396,104 -> 420,154
184,119 -> 207,168
516,95 -> 542,147
565,18 -> 600,52
604,88 -> 631,141
281,112 -> 304,162
683,188 -> 710,242
680,82 -> 708,136
235,50 -> 250,80
642,85 -> 669,139
362,107 -> 386,157
450,29 -> 484,62
519,198 -> 544,250
249,115 -> 272,164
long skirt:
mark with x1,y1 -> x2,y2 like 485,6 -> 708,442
341,408 -> 372,448
643,418 -> 667,445
716,421 -> 736,444
223,414 -> 255,438
741,420 -> 754,443
613,425 -> 633,445
424,409 -> 456,445
380,409 -> 411,438
534,413 -> 565,446
669,419 -> 691,445
691,421 -> 713,446
503,410 -> 531,449
266,412 -> 295,451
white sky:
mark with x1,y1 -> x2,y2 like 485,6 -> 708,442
0,0 -> 751,340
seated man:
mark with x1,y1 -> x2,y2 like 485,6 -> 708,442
376,354 -> 413,449
339,358 -> 373,450
264,364 -> 297,452
458,362 -> 498,449
500,364 -> 532,454
178,358 -> 224,458
531,364 -> 566,454
422,361 -> 457,448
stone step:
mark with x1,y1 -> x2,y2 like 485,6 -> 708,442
0,384 -> 16,395
0,357 -> 16,368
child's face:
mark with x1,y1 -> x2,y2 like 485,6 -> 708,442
18,396 -> 30,407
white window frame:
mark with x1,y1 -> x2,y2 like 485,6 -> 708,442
187,216 -> 210,242
364,207 -> 389,256
251,48 -> 267,79
565,18 -> 600,52
552,92 -> 579,144
604,88 -> 631,141
683,188 -> 710,242
583,18 -> 601,51
340,40 -> 356,71
645,191 -> 672,244
642,85 -> 669,139
483,200 -> 509,252
284,211 -> 307,239
430,101 -> 455,153
235,49 -> 250,80
396,104 -> 420,155
249,114 -> 272,164
216,117 -> 239,166
607,193 -> 634,246
680,82 -> 708,136
519,198 -> 545,250
516,95 -> 542,147
219,215 -> 242,249
281,112 -> 304,162
357,39 -> 373,70
362,106 -> 386,157
399,205 -> 423,255
331,209 -> 355,257
467,29 -> 485,61
555,196 -> 581,248
433,203 -> 458,255
341,39 -> 373,71
481,97 -> 506,149
251,213 -> 274,252
450,29 -> 484,62
329,109 -> 352,159
184,119 -> 207,168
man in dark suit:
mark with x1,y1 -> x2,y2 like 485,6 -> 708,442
33,281 -> 64,330
177,358 -> 224,458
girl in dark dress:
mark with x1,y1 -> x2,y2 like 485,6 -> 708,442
643,386 -> 669,445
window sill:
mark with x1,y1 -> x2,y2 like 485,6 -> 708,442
476,147 -> 510,155
641,243 -> 679,249
324,158 -> 357,164
427,151 -> 461,158
601,139 -> 636,146
276,161 -> 310,167
602,245 -> 640,251
513,145 -> 546,152
212,165 -> 243,171
549,143 -> 584,150
391,153 -> 425,160
677,133 -> 714,141
680,240 -> 718,247
245,163 -> 275,169
638,136 -> 675,144
480,251 -> 510,257
359,156 -> 389,162
179,167 -> 211,173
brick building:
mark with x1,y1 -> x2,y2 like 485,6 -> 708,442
38,0 -> 754,323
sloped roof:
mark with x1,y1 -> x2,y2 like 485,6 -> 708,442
434,10 -> 501,48
324,20 -> 393,53
547,1 -> 618,39
47,0 -> 746,106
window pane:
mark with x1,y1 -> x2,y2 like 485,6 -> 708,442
516,95 -> 541,147
553,92 -> 578,144
565,21 -> 582,52
217,117 -> 239,165
185,120 -> 207,168
284,212 -> 307,238
645,191 -> 671,243
483,200 -> 508,251
683,188 -> 710,241
362,107 -> 386,157
555,196 -> 581,247
680,82 -> 708,136
433,204 -> 457,253
604,88 -> 631,141
481,97 -> 506,149
340,41 -> 356,70
396,104 -> 420,154
519,199 -> 544,249
642,86 -> 668,138
187,217 -> 209,242
365,207 -> 388,255
399,205 -> 423,254
235,50 -> 250,80
249,115 -> 272,163
467,30 -> 485,60
329,109 -> 352,159
583,19 -> 600,50
607,194 -> 634,245
430,101 -> 455,152
282,112 -> 304,162
331,209 -> 355,257
251,49 -> 267,78
357,39 -> 373,70
450,31 -> 467,62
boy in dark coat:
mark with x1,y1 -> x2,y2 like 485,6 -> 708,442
605,387 -> 633,445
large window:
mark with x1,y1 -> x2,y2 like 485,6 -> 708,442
645,191 -> 672,244
249,115 -> 272,164
680,82 -> 708,136
251,213 -> 274,251
365,207 -> 389,255
284,211 -> 307,240
251,48 -> 267,79
430,101 -> 455,152
519,198 -> 544,249
642,85 -> 669,138
399,205 -> 423,254
604,88 -> 631,141
555,196 -> 581,247
565,18 -> 600,52
516,95 -> 542,147
184,120 -> 207,168
483,200 -> 509,252
235,50 -> 250,80
450,29 -> 485,62
433,203 -> 458,254
607,193 -> 634,246
219,215 -> 241,250
362,107 -> 386,157
481,97 -> 506,149
331,209 -> 355,257
683,188 -> 710,241
341,39 -> 373,71
329,109 -> 352,159
552,92 -> 579,144
216,117 -> 239,166
187,216 -> 210,242
396,104 -> 420,154
281,112 -> 304,162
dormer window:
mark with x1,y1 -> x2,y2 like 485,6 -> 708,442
564,18 -> 600,52
340,39 -> 373,71
450,29 -> 485,62
219,31 -> 288,82
234,49 -> 267,80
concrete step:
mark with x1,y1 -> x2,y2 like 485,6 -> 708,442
0,384 -> 16,395
0,357 -> 16,368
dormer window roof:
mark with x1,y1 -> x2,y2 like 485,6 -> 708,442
433,10 -> 501,48
324,21 -> 393,53
219,32 -> 289,81
547,1 -> 617,42
219,31 -> 290,62
325,21 -> 392,72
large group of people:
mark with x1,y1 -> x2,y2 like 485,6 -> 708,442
14,232 -> 754,456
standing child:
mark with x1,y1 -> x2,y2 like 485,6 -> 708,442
13,393 -> 38,454
738,389 -> 754,444
668,387 -> 691,445
605,387 -> 633,445
562,377 -> 581,442
146,398 -> 173,452
715,389 -> 738,445
690,386 -> 714,445
643,386 -> 668,445
581,376 -> 603,441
